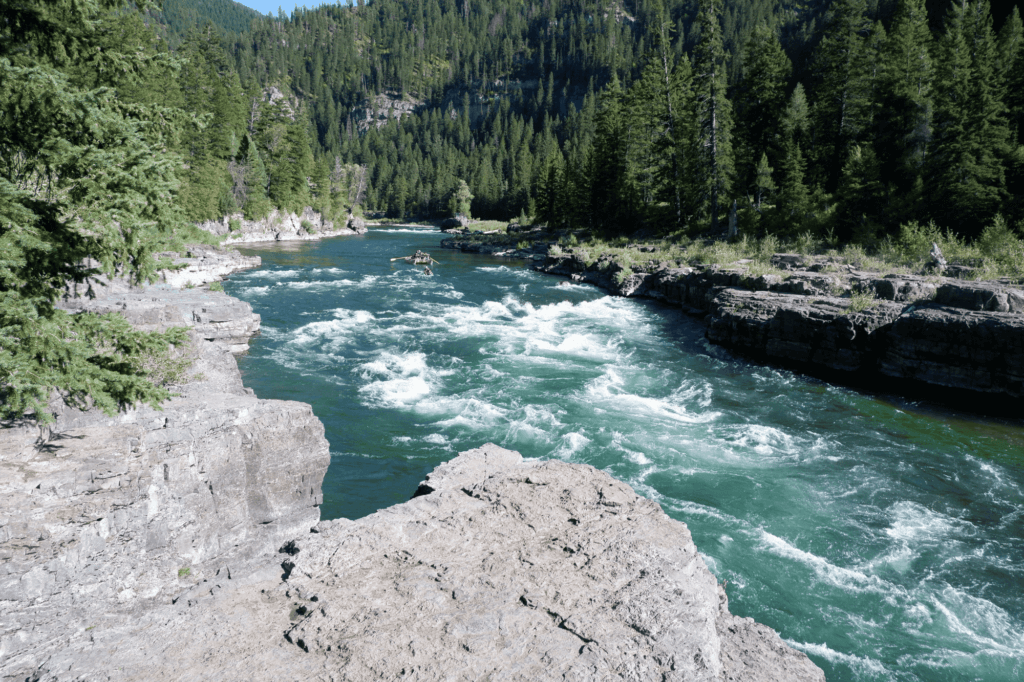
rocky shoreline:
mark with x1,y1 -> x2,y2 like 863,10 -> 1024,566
442,234 -> 1024,406
197,207 -> 368,245
2,243 -> 822,680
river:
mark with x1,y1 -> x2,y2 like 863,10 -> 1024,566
226,227 -> 1024,682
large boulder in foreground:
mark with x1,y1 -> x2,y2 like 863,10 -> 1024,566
18,445 -> 823,681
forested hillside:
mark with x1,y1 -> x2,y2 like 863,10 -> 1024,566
3,0 -> 1022,417
0,0 -> 356,420
219,0 -> 1022,241
146,0 -> 264,46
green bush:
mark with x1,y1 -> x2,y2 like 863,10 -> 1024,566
228,218 -> 241,233
209,281 -> 224,292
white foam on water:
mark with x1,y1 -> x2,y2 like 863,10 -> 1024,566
584,368 -> 719,426
422,433 -> 452,447
928,585 -> 1024,658
391,436 -> 412,444
552,431 -> 591,459
668,499 -> 741,526
759,530 -> 895,595
420,395 -> 509,430
288,310 -> 376,348
862,501 -> 976,575
787,641 -> 891,678
526,332 -> 619,362
722,424 -> 798,457
885,501 -> 973,543
238,286 -> 270,296
260,269 -> 302,279
277,275 -> 379,290
357,351 -> 447,408
476,265 -> 533,278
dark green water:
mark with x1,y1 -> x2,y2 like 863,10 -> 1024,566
227,228 -> 1024,681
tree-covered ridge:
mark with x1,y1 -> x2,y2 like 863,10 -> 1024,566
145,0 -> 265,47
220,0 -> 1021,239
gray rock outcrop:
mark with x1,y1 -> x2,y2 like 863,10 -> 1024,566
0,338 -> 331,679
154,246 -> 262,288
535,251 -> 1024,401
4,445 -> 823,682
197,208 -> 368,245
60,279 -> 261,354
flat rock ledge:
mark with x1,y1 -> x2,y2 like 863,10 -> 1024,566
5,445 -> 824,682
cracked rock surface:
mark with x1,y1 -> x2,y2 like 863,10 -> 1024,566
13,445 -> 823,681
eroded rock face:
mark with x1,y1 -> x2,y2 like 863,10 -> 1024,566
0,341 -> 331,678
534,252 -> 1024,401
6,445 -> 823,682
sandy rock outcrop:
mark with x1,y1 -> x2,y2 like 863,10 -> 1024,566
6,445 -> 823,682
197,208 -> 367,245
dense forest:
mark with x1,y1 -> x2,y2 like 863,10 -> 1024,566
2,0 -> 1022,418
212,0 -> 1022,242
146,0 -> 264,47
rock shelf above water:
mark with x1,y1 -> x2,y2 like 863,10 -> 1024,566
2,445 -> 824,681
530,250 -> 1024,404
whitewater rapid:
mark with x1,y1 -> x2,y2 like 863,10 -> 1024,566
227,228 -> 1024,682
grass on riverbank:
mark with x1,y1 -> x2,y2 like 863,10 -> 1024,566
553,216 -> 1024,281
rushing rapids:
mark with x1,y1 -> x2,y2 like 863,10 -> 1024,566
227,227 -> 1024,682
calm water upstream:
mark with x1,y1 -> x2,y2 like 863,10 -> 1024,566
227,227 -> 1024,682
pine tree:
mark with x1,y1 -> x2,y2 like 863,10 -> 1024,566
1,0 -> 192,421
809,0 -> 876,191
771,143 -> 811,235
876,0 -> 934,220
590,75 -> 633,235
735,25 -> 791,193
692,0 -> 735,232
927,0 -> 1010,235
835,145 -> 885,241
752,152 -> 776,212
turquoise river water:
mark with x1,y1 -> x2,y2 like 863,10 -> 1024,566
227,227 -> 1024,681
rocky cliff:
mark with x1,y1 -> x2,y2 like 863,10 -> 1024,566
2,257 -> 332,680
534,250 -> 1024,402
197,208 -> 367,245
4,445 -> 824,682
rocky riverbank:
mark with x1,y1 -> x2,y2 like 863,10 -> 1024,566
3,253 -> 332,678
536,249 -> 1024,402
3,242 -> 824,680
442,233 -> 1024,404
197,207 -> 367,245
3,443 -> 824,681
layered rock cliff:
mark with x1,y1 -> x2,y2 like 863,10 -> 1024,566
534,251 -> 1024,402
5,445 -> 824,682
2,261 -> 332,679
